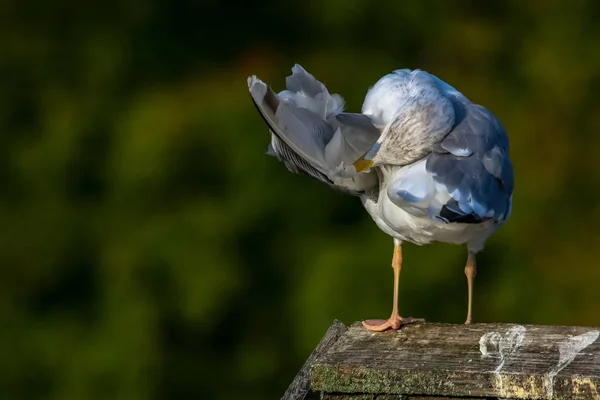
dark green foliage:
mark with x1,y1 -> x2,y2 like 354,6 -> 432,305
2,1 -> 600,399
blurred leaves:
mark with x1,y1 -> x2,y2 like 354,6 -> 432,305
3,0 -> 600,399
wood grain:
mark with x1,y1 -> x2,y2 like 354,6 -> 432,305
310,322 -> 600,399
320,393 -> 477,399
282,319 -> 347,400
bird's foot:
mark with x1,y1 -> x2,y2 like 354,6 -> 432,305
362,316 -> 425,332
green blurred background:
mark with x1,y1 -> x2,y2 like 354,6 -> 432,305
3,0 -> 600,398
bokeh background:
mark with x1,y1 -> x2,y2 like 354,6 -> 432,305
3,0 -> 600,398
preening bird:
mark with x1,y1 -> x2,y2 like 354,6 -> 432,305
248,65 -> 513,331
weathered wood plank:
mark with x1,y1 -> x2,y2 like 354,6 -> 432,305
311,322 -> 600,399
320,394 -> 474,399
321,394 -> 405,399
282,319 -> 348,400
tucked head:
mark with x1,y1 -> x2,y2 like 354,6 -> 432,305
353,72 -> 456,172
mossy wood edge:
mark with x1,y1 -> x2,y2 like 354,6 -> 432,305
283,320 -> 348,400
307,321 -> 600,399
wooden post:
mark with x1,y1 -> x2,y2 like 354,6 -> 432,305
282,320 -> 347,400
286,321 -> 600,399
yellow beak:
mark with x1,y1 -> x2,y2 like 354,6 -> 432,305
353,158 -> 374,173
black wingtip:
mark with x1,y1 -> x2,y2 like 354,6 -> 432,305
439,203 -> 484,224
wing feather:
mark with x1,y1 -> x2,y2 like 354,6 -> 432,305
426,103 -> 513,223
387,96 -> 513,224
249,65 -> 381,195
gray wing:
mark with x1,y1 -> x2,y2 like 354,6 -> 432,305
249,65 -> 381,195
324,112 -> 381,168
425,100 -> 514,223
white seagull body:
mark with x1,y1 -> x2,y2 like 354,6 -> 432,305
248,65 -> 513,331
362,165 -> 498,250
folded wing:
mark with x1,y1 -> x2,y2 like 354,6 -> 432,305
387,98 -> 514,224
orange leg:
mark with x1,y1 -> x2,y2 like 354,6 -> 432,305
362,241 -> 425,332
464,252 -> 477,324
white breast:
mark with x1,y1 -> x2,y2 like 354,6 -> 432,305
360,167 -> 498,252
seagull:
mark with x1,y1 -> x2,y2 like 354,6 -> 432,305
248,64 -> 513,332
